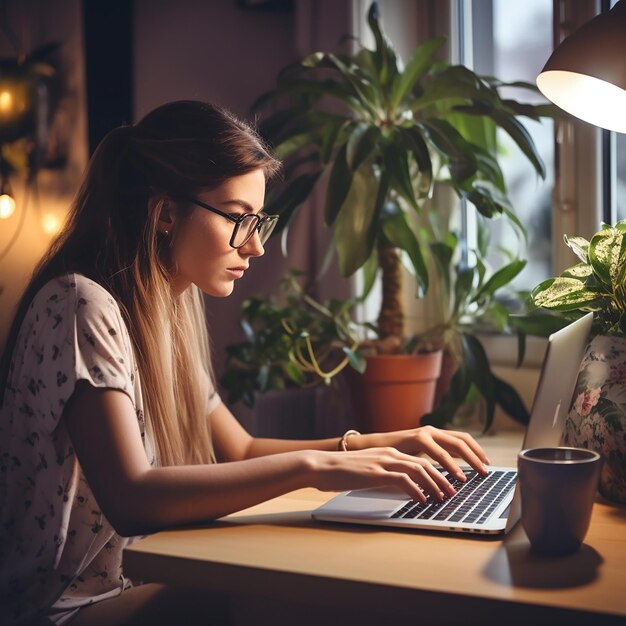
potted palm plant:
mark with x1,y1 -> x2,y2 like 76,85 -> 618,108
529,221 -> 626,503
254,1 -> 551,432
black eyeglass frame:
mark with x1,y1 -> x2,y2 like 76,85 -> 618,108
181,196 -> 279,249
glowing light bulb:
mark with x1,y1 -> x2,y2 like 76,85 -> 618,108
0,90 -> 13,113
41,212 -> 62,235
0,193 -> 16,219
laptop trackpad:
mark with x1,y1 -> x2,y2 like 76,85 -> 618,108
319,489 -> 410,519
347,487 -> 409,500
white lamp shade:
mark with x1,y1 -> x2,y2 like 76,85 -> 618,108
537,0 -> 626,134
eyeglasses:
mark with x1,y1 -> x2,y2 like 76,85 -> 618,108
182,197 -> 279,249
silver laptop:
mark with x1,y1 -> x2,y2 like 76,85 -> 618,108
312,313 -> 593,535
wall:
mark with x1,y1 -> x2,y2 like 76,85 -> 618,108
133,0 -> 353,402
0,0 -> 88,346
0,0 -> 355,425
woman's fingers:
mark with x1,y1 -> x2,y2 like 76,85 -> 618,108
317,425 -> 494,500
363,448 -> 457,500
392,460 -> 451,501
444,429 -> 491,464
415,427 -> 491,477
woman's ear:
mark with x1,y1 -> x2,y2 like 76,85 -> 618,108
154,197 -> 176,235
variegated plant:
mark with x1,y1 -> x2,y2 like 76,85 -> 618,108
532,221 -> 626,336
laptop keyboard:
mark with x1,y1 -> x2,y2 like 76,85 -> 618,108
390,469 -> 517,525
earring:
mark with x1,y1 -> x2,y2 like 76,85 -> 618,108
164,229 -> 169,236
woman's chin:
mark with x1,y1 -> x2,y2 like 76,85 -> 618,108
200,282 -> 235,298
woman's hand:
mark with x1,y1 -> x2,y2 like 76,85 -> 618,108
306,447 -> 458,502
353,426 -> 491,483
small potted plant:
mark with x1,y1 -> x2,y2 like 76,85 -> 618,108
530,221 -> 626,503
254,2 -> 551,432
221,272 -> 364,437
418,225 -> 530,433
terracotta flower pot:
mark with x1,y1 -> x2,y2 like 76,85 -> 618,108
348,351 -> 443,433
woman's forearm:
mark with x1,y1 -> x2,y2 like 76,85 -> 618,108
114,451 -> 316,536
243,432 -> 392,459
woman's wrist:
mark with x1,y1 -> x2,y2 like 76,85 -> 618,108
340,430 -> 396,451
337,429 -> 360,451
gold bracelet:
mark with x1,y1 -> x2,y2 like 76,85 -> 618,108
338,429 -> 360,452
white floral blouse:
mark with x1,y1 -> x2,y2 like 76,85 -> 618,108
0,274 -> 218,624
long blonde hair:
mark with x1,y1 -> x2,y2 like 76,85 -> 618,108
0,101 -> 281,466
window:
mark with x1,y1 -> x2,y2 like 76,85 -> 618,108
453,0 -> 555,292
355,0 -> 608,361
609,133 -> 626,222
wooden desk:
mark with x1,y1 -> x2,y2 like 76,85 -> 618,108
124,432 -> 626,625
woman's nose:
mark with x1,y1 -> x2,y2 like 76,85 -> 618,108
241,230 -> 265,257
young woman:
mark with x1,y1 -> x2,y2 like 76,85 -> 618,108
0,101 -> 490,625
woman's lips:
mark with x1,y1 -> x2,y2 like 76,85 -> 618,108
227,267 -> 247,279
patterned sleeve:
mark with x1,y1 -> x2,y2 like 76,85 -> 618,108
20,275 -> 137,432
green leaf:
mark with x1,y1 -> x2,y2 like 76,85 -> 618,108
367,2 -> 399,87
389,36 -> 446,110
343,347 -> 367,373
353,47 -> 379,80
422,356 -> 471,428
464,185 -> 503,218
320,119 -> 349,164
241,319 -> 255,343
383,133 -> 419,210
381,211 -> 428,296
473,144 -> 505,192
333,160 -> 381,276
501,99 -> 557,121
532,277 -> 602,310
254,80 -> 360,118
269,110 -> 346,145
412,65 -> 493,112
501,206 -> 528,243
561,263 -> 592,280
360,249 -> 380,300
460,333 -> 495,433
265,171 -> 322,233
418,119 -> 477,182
284,362 -> 307,385
509,313 -> 572,338
398,126 -> 433,197
488,109 -> 546,179
257,364 -> 270,391
493,375 -> 529,424
429,235 -> 456,296
324,144 -> 353,226
453,266 -> 475,316
346,123 -> 379,170
447,110 -> 498,154
589,226 -> 624,289
483,301 -> 509,332
326,53 -> 381,114
516,332 -> 526,367
301,51 -> 326,68
476,259 -> 526,300
273,131 -> 320,160
256,107 -> 306,141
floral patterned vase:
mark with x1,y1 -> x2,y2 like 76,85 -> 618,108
564,335 -> 626,504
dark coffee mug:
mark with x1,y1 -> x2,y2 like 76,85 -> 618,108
517,447 -> 601,555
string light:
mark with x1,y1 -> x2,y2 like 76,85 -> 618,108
40,211 -> 62,235
0,175 -> 15,219
0,192 -> 15,219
